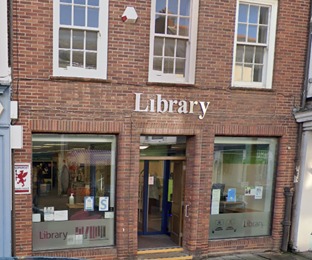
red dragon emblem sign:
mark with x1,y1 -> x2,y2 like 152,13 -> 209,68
14,163 -> 31,194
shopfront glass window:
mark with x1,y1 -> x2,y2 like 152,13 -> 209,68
209,137 -> 277,239
32,134 -> 116,250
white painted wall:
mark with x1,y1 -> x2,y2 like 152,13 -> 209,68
292,131 -> 312,251
0,1 -> 10,84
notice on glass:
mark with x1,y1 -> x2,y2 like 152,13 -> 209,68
211,189 -> 221,215
227,188 -> 236,202
84,196 -> 94,211
255,186 -> 263,199
44,207 -> 54,221
54,210 -> 68,221
99,197 -> 109,211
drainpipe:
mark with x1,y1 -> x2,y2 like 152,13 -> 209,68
281,187 -> 294,252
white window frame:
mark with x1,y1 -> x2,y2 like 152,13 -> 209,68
232,0 -> 278,89
53,0 -> 109,79
148,0 -> 199,84
0,1 -> 11,84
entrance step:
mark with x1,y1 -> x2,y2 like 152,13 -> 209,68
137,248 -> 192,259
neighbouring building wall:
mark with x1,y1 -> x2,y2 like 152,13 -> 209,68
0,0 -> 12,257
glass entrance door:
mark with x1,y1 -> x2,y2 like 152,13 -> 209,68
138,160 -> 185,242
138,160 -> 169,234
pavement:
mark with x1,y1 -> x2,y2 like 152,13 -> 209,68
206,251 -> 312,259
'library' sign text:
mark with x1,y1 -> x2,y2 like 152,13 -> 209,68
134,93 -> 210,120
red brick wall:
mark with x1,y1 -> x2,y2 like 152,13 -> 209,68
11,0 -> 310,259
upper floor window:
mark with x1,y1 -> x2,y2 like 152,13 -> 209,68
232,0 -> 277,89
53,0 -> 109,79
148,0 -> 199,84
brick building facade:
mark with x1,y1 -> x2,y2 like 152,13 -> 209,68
10,0 -> 310,259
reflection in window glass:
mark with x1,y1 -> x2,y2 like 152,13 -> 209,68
156,0 -> 166,13
60,4 -> 72,25
73,51 -> 84,67
74,6 -> 85,26
73,30 -> 84,49
209,137 -> 277,239
168,0 -> 178,14
86,31 -> 97,50
59,29 -> 71,48
88,7 -> 99,27
32,134 -> 116,251
249,5 -> 259,23
180,0 -> 190,16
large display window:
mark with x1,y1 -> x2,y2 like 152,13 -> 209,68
32,134 -> 116,251
209,137 -> 277,239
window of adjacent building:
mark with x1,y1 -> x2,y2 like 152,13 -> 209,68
53,0 -> 109,79
209,137 -> 277,239
232,0 -> 277,89
148,0 -> 199,84
32,134 -> 116,250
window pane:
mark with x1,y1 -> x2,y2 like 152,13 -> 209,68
248,25 -> 257,43
253,65 -> 263,82
73,51 -> 84,67
154,37 -> 164,56
59,29 -> 71,48
249,5 -> 259,24
237,24 -> 246,42
59,50 -> 70,68
243,63 -> 252,81
236,45 -> 244,63
180,0 -> 190,16
88,0 -> 99,6
32,134 -> 116,250
209,137 -> 277,239
238,4 -> 248,23
86,31 -> 97,50
259,7 -> 269,25
244,46 -> 254,63
176,58 -> 185,76
74,0 -> 85,4
153,57 -> 162,71
179,17 -> 189,36
86,52 -> 97,69
73,30 -> 84,49
61,0 -> 72,3
165,38 -> 175,57
156,0 -> 166,13
60,4 -> 72,25
234,63 -> 243,81
258,26 -> 267,44
167,16 -> 177,35
155,15 -> 166,33
176,39 -> 186,58
74,6 -> 85,26
168,0 -> 178,15
87,7 -> 99,27
255,47 -> 264,64
164,58 -> 174,73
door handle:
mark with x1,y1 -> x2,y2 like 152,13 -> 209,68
185,204 -> 189,218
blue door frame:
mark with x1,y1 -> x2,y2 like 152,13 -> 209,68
139,160 -> 171,235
